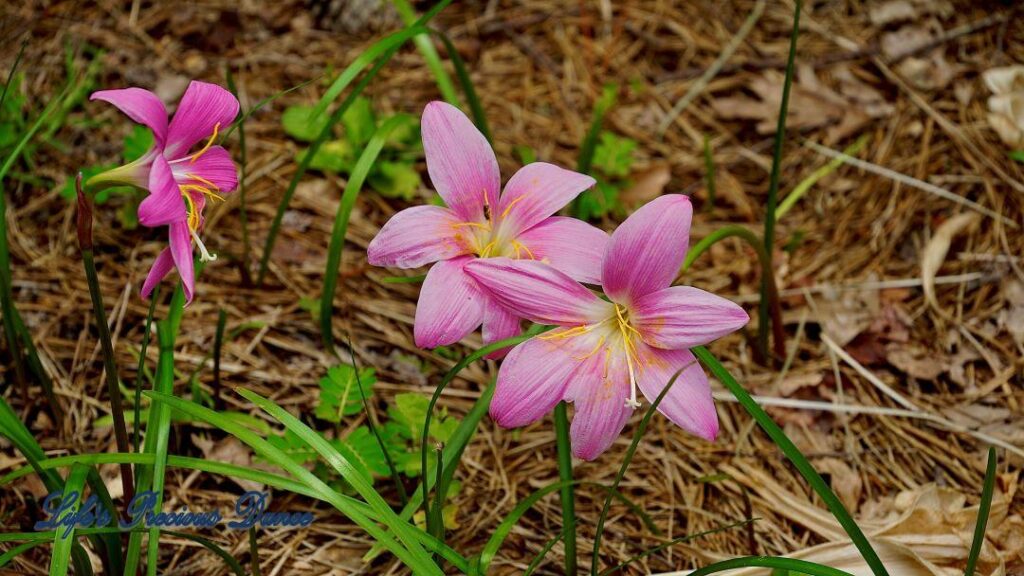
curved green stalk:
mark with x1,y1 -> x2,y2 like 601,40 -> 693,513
775,134 -> 868,220
759,0 -> 801,364
681,225 -> 785,360
687,556 -> 854,576
964,447 -> 997,576
692,346 -> 888,576
321,115 -> 409,353
597,520 -> 756,576
48,464 -> 89,576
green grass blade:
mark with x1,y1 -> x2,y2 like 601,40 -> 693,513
758,0 -> 801,360
320,115 -> 409,353
235,388 -> 453,571
597,519 -> 755,576
258,2 -> 453,285
145,391 -> 450,575
133,285 -> 159,453
592,368 -> 686,574
219,76 -> 320,143
687,556 -> 854,576
553,402 -> 577,574
163,531 -> 246,576
430,28 -> 491,141
692,346 -> 888,576
392,0 -> 460,106
964,447 -> 998,576
576,83 -> 618,175
48,464 -> 89,576
478,480 -> 580,572
382,274 -> 426,284
213,308 -> 227,387
224,68 -> 252,284
248,527 -> 262,576
0,541 -> 46,568
145,321 -> 178,575
345,339 -> 407,506
525,531 -> 563,576
775,134 -> 868,220
702,135 -> 716,210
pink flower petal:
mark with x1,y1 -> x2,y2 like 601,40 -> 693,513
570,350 -> 633,460
141,247 -> 174,299
165,81 -> 239,159
414,256 -> 485,348
421,101 -> 500,222
516,217 -> 609,284
633,286 -> 749,349
171,145 -> 238,194
634,345 -> 718,441
464,258 -> 612,327
138,155 -> 186,228
168,221 -> 195,305
482,302 -> 521,360
367,206 -> 471,268
90,88 -> 168,146
497,163 -> 594,237
602,194 -> 692,305
490,336 -> 579,428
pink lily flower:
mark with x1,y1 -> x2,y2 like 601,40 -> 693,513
367,101 -> 608,353
464,195 -> 749,460
89,81 -> 240,304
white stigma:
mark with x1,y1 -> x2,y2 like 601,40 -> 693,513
624,355 -> 641,409
190,229 -> 218,262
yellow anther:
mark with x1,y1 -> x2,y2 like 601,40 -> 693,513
511,240 -> 535,260
182,193 -> 200,232
189,122 -> 220,164
180,184 -> 224,202
186,172 -> 220,191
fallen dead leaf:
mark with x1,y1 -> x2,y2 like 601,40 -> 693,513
868,0 -> 953,26
817,457 -> 864,513
921,212 -> 980,317
885,343 -> 948,380
192,434 -> 262,492
983,66 -> 1024,148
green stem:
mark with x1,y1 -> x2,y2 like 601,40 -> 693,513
692,346 -> 889,576
225,68 -> 252,286
248,528 -> 261,576
553,402 -> 577,574
392,0 -> 460,106
77,178 -> 134,509
687,556 -> 853,576
430,28 -> 491,142
213,308 -> 226,388
703,134 -> 716,211
682,225 -> 784,360
572,84 -> 618,217
759,0 -> 801,364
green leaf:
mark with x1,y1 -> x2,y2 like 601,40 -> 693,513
388,393 -> 459,444
1009,150 -> 1024,163
282,105 -> 330,142
341,96 -> 376,147
300,139 -> 355,173
62,165 -> 134,203
265,430 -> 319,465
575,179 -> 623,220
592,131 -> 636,178
337,426 -> 392,480
379,114 -> 420,148
315,363 -> 376,423
122,124 -> 153,161
368,160 -> 421,199
514,145 -> 536,165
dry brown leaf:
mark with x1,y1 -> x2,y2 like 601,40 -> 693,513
192,434 -> 262,492
922,212 -> 980,317
885,343 -> 949,380
983,66 -> 1024,148
620,164 -> 670,208
711,168 -> 756,221
817,457 -> 864,513
816,285 -> 880,346
868,0 -> 953,26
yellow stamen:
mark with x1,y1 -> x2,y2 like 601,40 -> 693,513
189,122 -> 220,164
180,184 -> 225,202
186,172 -> 220,191
500,195 -> 526,219
511,240 -> 535,260
452,221 -> 490,230
182,192 -> 200,232
574,335 -> 605,361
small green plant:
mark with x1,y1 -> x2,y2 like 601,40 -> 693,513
282,96 -> 422,199
574,130 -> 637,220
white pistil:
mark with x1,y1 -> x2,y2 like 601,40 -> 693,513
624,354 -> 641,409
190,229 -> 218,262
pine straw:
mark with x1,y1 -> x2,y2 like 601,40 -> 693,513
0,1 -> 1022,574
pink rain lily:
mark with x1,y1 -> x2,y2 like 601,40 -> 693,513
367,101 -> 608,353
464,195 -> 749,460
90,81 -> 240,304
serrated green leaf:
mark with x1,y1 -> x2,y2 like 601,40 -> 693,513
593,131 -> 636,177
315,364 -> 376,423
387,393 -> 460,445
575,179 -> 623,220
1010,150 -> 1024,163
368,160 -> 421,199
122,124 -> 153,161
379,114 -> 420,148
341,96 -> 376,147
282,105 -> 330,142
265,430 -> 318,465
337,426 -> 392,481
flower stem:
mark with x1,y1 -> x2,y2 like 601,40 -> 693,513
76,174 -> 135,509
553,401 -> 577,574
681,224 -> 785,361
759,0 -> 801,364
